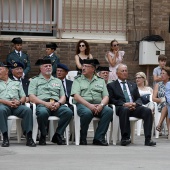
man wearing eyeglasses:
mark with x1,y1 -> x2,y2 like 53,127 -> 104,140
107,64 -> 156,146
71,59 -> 113,146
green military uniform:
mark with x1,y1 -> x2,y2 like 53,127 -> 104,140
71,74 -> 113,141
28,74 -> 72,136
6,51 -> 31,76
44,53 -> 60,77
0,78 -> 33,134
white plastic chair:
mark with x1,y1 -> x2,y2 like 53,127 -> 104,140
69,97 -> 112,145
31,103 -> 70,145
66,71 -> 78,81
112,105 -> 140,145
7,103 -> 37,143
136,95 -> 166,138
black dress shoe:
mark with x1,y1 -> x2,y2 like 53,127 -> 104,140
121,139 -> 131,146
26,138 -> 36,147
145,139 -> 156,146
51,133 -> 66,145
1,138 -> 9,147
80,139 -> 87,145
93,139 -> 108,146
39,136 -> 46,145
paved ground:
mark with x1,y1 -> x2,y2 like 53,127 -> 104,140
0,133 -> 169,170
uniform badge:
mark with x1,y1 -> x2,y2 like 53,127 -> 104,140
24,59 -> 27,63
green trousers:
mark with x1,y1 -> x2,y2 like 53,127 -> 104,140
76,104 -> 113,141
0,104 -> 33,134
36,104 -> 73,136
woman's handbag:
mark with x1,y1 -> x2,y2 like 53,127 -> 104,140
141,94 -> 150,105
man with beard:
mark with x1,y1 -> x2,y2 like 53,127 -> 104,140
28,59 -> 72,145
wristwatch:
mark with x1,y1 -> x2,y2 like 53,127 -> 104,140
100,103 -> 104,107
57,101 -> 62,106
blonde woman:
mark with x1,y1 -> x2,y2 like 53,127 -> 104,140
105,39 -> 125,81
136,72 -> 154,113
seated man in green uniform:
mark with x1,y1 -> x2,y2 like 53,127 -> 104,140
0,62 -> 36,147
97,66 -> 112,84
6,37 -> 31,78
71,59 -> 113,146
28,59 -> 72,145
44,42 -> 60,77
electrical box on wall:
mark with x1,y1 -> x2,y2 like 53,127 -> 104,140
139,41 -> 165,65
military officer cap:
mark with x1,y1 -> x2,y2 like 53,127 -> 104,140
35,59 -> 52,66
97,66 -> 111,72
11,61 -> 24,69
11,37 -> 22,44
0,62 -> 11,68
83,59 -> 100,67
57,63 -> 69,72
46,43 -> 58,50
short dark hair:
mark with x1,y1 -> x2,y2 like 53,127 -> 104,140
158,54 -> 167,61
162,66 -> 170,77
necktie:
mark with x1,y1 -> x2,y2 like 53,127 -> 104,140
121,82 -> 130,102
17,52 -> 20,57
62,80 -> 67,97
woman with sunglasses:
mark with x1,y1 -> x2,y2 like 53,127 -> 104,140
153,67 -> 170,135
136,72 -> 154,113
75,40 -> 93,74
105,39 -> 125,80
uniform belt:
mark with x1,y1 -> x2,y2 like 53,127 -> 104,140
44,99 -> 58,102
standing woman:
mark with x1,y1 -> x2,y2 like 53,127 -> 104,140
44,42 -> 60,77
105,39 -> 125,80
75,40 -> 93,74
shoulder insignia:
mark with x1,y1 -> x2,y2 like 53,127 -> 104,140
30,75 -> 39,80
74,75 -> 81,79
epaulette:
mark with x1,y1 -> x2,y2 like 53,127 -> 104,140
74,75 -> 81,79
30,75 -> 39,80
96,75 -> 103,79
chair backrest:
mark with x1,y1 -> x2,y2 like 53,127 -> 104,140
66,71 -> 78,81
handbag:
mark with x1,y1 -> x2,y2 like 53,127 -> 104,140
140,94 -> 150,105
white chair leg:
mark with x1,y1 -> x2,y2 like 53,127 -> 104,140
7,119 -> 14,138
32,103 -> 38,143
130,121 -> 136,144
154,104 -> 161,138
65,125 -> 69,145
137,119 -> 142,136
16,119 -> 22,143
74,110 -> 80,145
112,114 -> 120,145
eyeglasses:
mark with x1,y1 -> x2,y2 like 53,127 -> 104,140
136,77 -> 143,79
79,44 -> 85,47
113,44 -> 119,47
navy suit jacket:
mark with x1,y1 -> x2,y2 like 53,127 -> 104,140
65,79 -> 73,102
107,80 -> 142,108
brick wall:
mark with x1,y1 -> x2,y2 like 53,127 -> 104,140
0,0 -> 170,87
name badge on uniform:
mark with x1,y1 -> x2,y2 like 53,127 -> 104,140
51,83 -> 60,87
95,84 -> 103,88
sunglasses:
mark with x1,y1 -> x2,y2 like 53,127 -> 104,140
79,44 -> 85,47
113,44 -> 119,47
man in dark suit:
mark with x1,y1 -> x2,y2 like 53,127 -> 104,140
10,61 -> 30,103
107,64 -> 156,146
56,63 -> 73,106
6,37 -> 31,78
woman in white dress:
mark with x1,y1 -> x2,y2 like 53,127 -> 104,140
105,39 -> 125,81
136,72 -> 154,113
